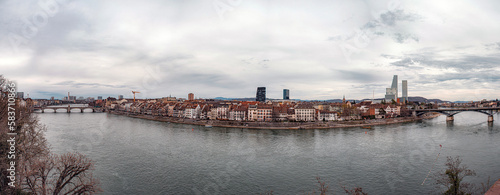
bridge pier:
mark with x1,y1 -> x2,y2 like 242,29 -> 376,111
446,115 -> 454,121
81,109 -> 84,113
41,109 -> 44,113
488,115 -> 494,122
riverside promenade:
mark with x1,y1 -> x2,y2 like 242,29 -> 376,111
109,111 -> 440,130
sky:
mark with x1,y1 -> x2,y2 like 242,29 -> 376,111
1,0 -> 500,101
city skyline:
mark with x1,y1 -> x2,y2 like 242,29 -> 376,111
1,1 -> 500,101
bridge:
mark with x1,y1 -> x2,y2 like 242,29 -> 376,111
414,107 -> 499,122
33,105 -> 103,113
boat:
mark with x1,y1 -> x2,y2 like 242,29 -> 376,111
205,125 -> 212,128
361,126 -> 372,129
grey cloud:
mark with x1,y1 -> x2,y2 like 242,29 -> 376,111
485,42 -> 500,50
418,70 -> 500,84
393,33 -> 419,43
329,9 -> 421,44
53,81 -> 128,89
385,51 -> 500,70
336,70 -> 380,83
379,9 -> 420,26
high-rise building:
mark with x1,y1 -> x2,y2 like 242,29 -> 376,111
385,75 -> 398,102
256,87 -> 266,102
283,89 -> 290,100
97,96 -> 102,100
188,93 -> 194,101
402,80 -> 408,103
118,95 -> 124,100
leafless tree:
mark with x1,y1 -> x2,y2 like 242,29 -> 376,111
436,156 -> 476,195
341,185 -> 368,195
24,152 -> 100,194
306,177 -> 329,195
1,75 -> 100,194
480,176 -> 491,194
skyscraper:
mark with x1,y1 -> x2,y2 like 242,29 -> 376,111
385,75 -> 398,102
188,93 -> 194,101
118,95 -> 123,100
256,87 -> 266,102
283,89 -> 290,100
402,80 -> 408,103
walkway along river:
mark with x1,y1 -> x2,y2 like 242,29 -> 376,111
107,110 -> 441,130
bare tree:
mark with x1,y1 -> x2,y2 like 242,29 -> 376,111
436,156 -> 476,195
53,153 -> 100,194
316,177 -> 329,195
24,152 -> 100,194
0,76 -> 100,194
342,185 -> 368,195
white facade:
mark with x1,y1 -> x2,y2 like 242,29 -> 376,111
248,106 -> 258,121
229,110 -> 246,121
295,108 -> 316,121
257,108 -> 272,121
317,110 -> 338,121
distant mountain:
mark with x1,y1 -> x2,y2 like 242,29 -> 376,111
407,96 -> 448,103
213,97 -> 256,101
453,100 -> 471,103
212,96 -> 450,103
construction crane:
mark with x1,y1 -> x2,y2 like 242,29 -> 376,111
132,91 -> 140,102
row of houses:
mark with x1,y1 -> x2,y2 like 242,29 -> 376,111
108,99 -> 405,122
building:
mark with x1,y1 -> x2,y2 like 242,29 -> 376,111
402,80 -> 408,103
229,105 -> 248,121
385,75 -> 398,102
98,96 -> 102,100
295,103 -> 316,121
63,96 -> 76,102
118,95 -> 124,100
188,93 -> 194,101
317,110 -> 338,121
256,104 -> 272,121
256,87 -> 266,102
247,104 -> 258,121
283,89 -> 290,100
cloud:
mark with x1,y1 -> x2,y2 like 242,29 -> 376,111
330,8 -> 422,44
2,0 -> 500,101
379,9 -> 420,26
384,49 -> 500,71
53,81 -> 128,89
336,70 -> 380,83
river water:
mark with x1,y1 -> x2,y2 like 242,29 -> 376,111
37,111 -> 500,194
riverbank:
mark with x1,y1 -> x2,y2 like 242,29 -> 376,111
108,111 -> 441,130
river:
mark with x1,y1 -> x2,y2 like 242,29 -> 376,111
37,111 -> 500,194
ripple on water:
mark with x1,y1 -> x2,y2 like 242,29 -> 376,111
37,112 -> 500,195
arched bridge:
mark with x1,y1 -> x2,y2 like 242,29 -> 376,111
414,108 -> 499,122
33,105 -> 103,113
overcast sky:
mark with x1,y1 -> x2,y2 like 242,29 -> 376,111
1,0 -> 499,101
